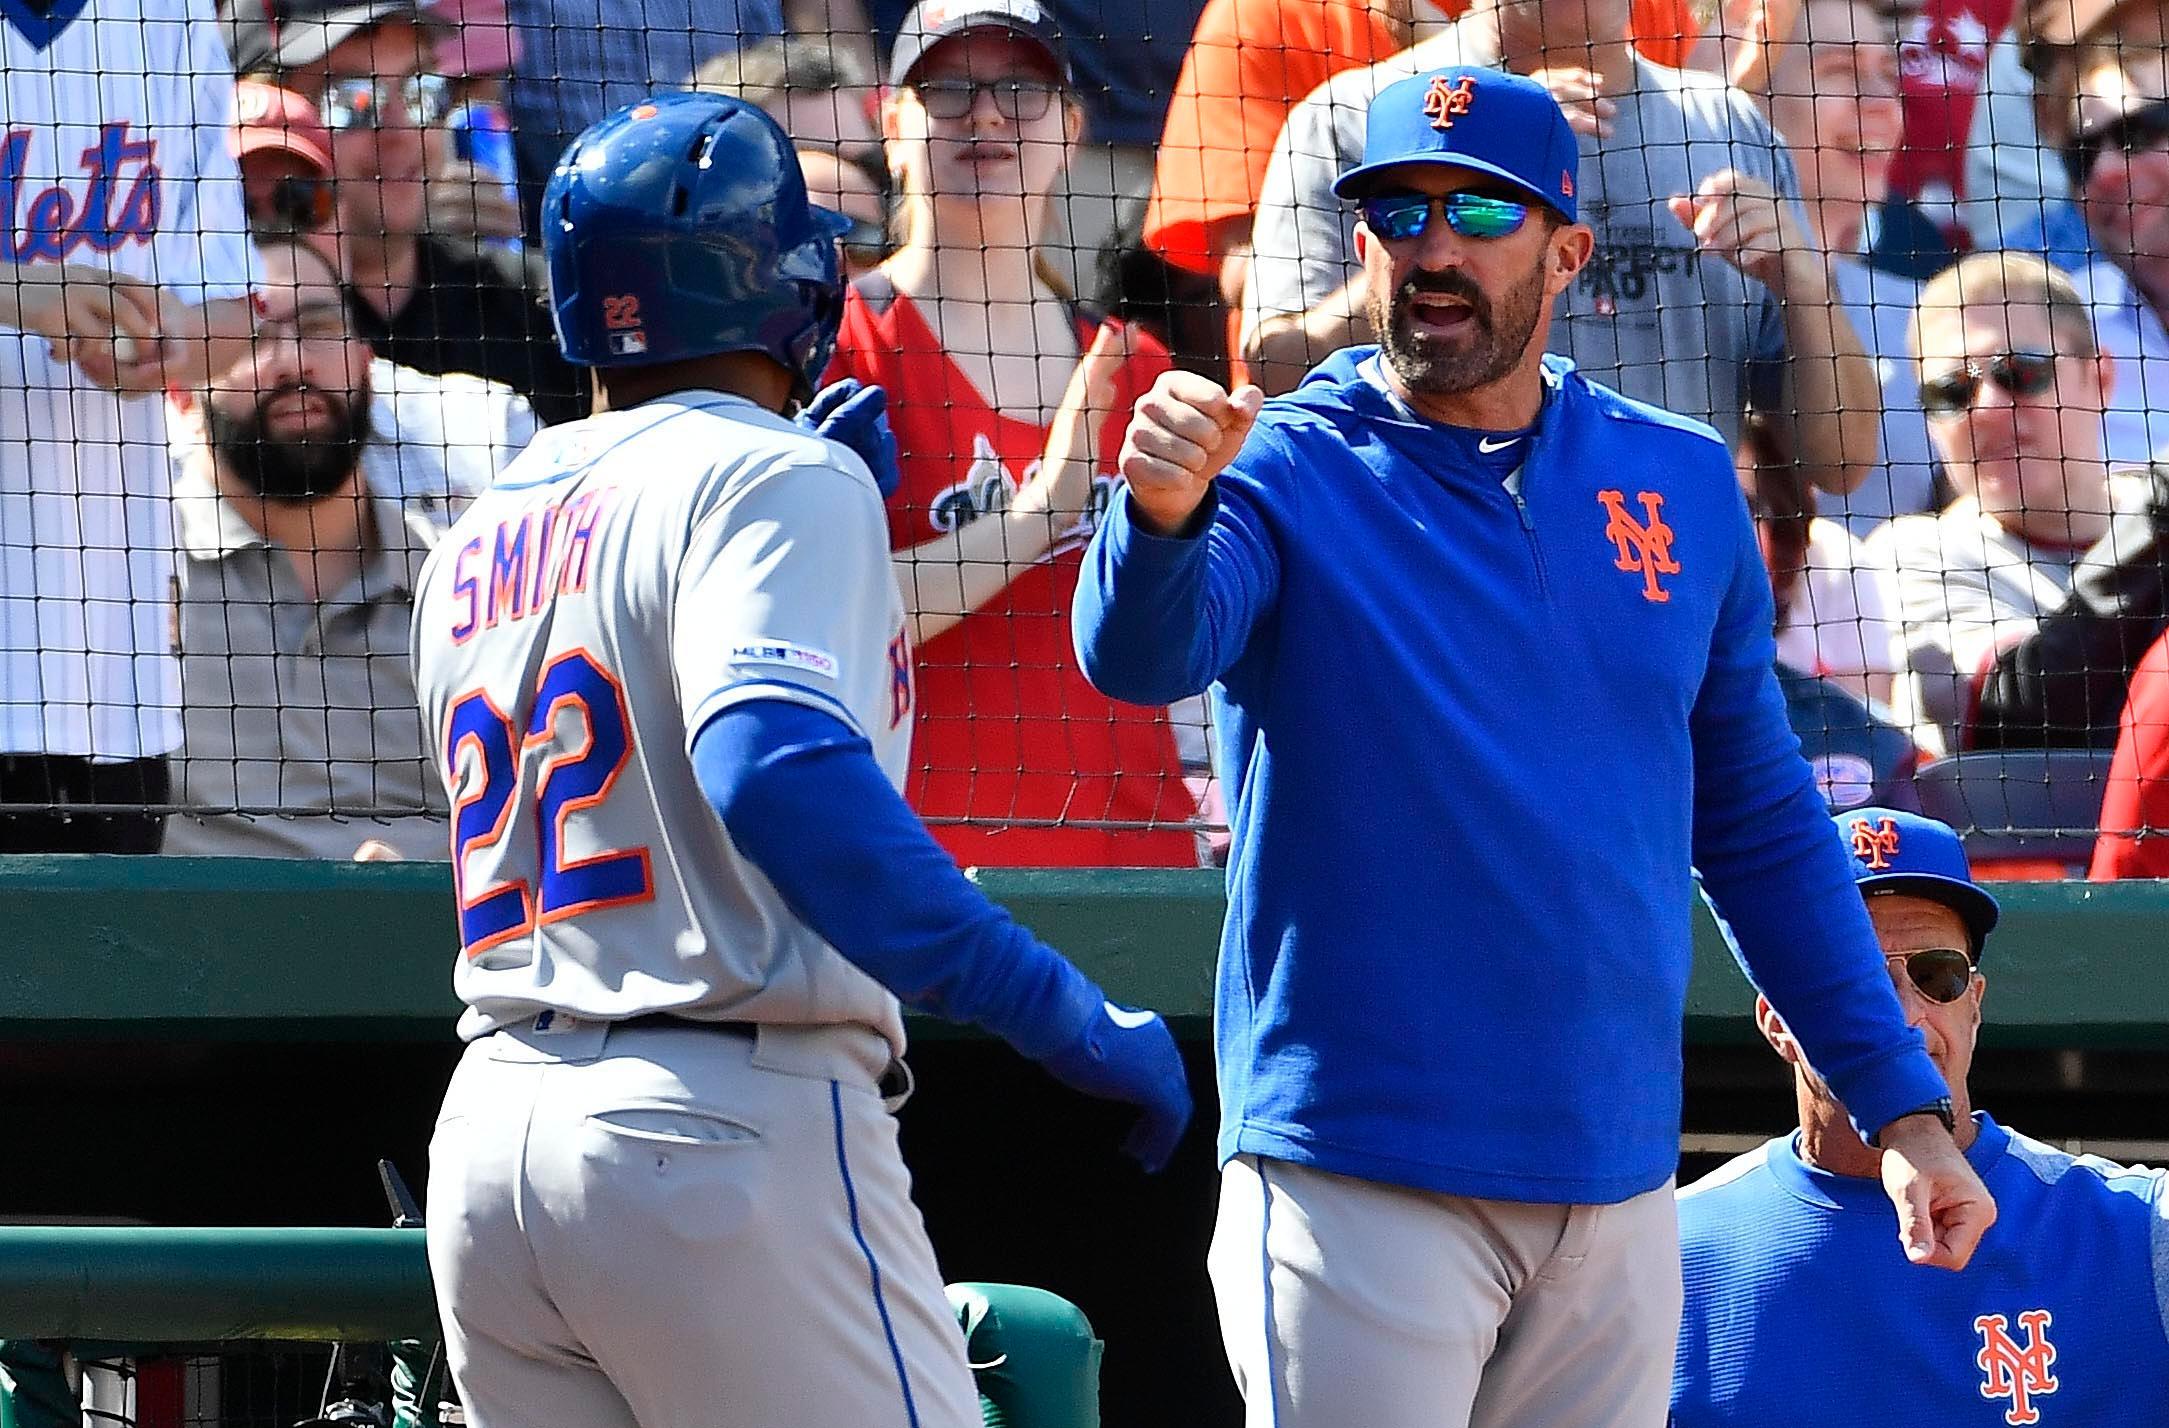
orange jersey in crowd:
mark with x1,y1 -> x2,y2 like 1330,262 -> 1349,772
1144,0 -> 1416,276
826,281 -> 1200,868
2092,630 -> 2169,879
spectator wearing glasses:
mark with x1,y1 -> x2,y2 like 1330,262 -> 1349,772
220,80 -> 539,501
1675,807 -> 2169,1426
2056,6 -> 2169,465
1240,0 -> 1884,501
824,0 -> 1200,867
1869,252 -> 2169,753
222,0 -> 584,425
161,238 -> 486,858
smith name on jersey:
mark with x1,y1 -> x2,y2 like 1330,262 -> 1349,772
411,392 -> 915,1050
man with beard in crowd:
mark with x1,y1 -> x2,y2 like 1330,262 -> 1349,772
162,238 -> 474,859
1074,66 -> 1994,1428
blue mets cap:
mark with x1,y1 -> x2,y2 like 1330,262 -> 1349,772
1332,65 -> 1580,222
1834,807 -> 2001,960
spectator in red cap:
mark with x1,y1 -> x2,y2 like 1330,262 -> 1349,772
222,0 -> 583,424
208,80 -> 540,519
231,80 -> 340,254
824,0 -> 1201,867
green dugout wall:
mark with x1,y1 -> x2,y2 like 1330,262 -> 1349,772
0,857 -> 2163,1428
0,858 -> 2164,1046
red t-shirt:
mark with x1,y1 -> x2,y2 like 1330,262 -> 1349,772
2091,631 -> 2169,879
826,281 -> 1200,868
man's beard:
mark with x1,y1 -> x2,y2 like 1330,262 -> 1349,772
1372,252 -> 1550,398
207,380 -> 372,502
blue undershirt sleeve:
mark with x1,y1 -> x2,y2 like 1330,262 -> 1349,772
1690,488 -> 1948,1141
1073,464 -> 1284,706
689,699 -> 1102,1060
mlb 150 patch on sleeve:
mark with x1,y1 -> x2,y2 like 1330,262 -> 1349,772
731,641 -> 840,679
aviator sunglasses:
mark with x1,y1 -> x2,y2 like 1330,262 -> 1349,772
1917,350 -> 2060,417
1359,190 -> 1532,242
1886,947 -> 1976,1005
318,73 -> 451,131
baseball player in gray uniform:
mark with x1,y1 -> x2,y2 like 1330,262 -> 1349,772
411,91 -> 1192,1428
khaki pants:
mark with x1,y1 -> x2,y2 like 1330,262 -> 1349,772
1209,1156 -> 1681,1428
427,1018 -> 980,1428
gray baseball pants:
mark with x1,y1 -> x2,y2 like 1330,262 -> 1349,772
426,1016 -> 980,1428
1208,1154 -> 1681,1428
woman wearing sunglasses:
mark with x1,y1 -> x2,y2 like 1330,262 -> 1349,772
823,0 -> 1198,868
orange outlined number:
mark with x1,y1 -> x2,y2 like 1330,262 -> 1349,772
444,650 -> 655,957
601,294 -> 642,329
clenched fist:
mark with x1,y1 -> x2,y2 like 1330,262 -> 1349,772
1117,371 -> 1265,537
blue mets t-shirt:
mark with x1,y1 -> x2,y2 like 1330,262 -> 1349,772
1673,1113 -> 2169,1425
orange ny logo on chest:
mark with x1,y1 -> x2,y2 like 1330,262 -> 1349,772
1422,74 -> 1478,130
1596,490 -> 1680,603
1976,1310 -> 2059,1426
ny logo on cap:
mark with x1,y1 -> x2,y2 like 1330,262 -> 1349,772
1851,816 -> 1901,870
1422,74 -> 1478,131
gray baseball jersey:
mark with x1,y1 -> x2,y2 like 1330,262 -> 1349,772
1243,31 -> 1794,455
410,390 -> 913,1052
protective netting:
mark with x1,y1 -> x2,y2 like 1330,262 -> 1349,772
11,1342 -> 448,1428
2,0 -> 2166,874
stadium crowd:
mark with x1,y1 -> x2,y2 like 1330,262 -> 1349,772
4,0 -> 2169,875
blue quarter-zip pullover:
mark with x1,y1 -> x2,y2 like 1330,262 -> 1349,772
1074,349 -> 1946,1203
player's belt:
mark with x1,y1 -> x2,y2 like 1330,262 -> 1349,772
614,1013 -> 760,1038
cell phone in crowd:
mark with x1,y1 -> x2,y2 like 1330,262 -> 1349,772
447,100 -> 523,254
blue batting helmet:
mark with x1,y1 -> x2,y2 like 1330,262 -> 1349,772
542,90 -> 851,391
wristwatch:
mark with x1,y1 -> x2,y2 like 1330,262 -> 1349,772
1873,1096 -> 1958,1145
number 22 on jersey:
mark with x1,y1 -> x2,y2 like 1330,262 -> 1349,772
444,648 -> 655,957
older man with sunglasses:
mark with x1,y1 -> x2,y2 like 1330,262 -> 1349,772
1867,251 -> 2169,755
1078,66 -> 1993,1428
1673,806 -> 2169,1425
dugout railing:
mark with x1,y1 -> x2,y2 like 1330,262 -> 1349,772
0,1227 -> 1103,1428
2,858 -> 2165,1048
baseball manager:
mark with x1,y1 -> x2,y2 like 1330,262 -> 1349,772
1074,64 -> 1994,1428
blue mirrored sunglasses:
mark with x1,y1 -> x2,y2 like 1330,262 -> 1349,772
1359,190 -> 1532,241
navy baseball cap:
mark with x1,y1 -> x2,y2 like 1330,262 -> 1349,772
1834,808 -> 2002,960
1333,66 -> 1580,222
887,0 -> 1071,90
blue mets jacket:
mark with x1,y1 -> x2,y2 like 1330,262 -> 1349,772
1672,1115 -> 2169,1425
1073,349 -> 1947,1204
